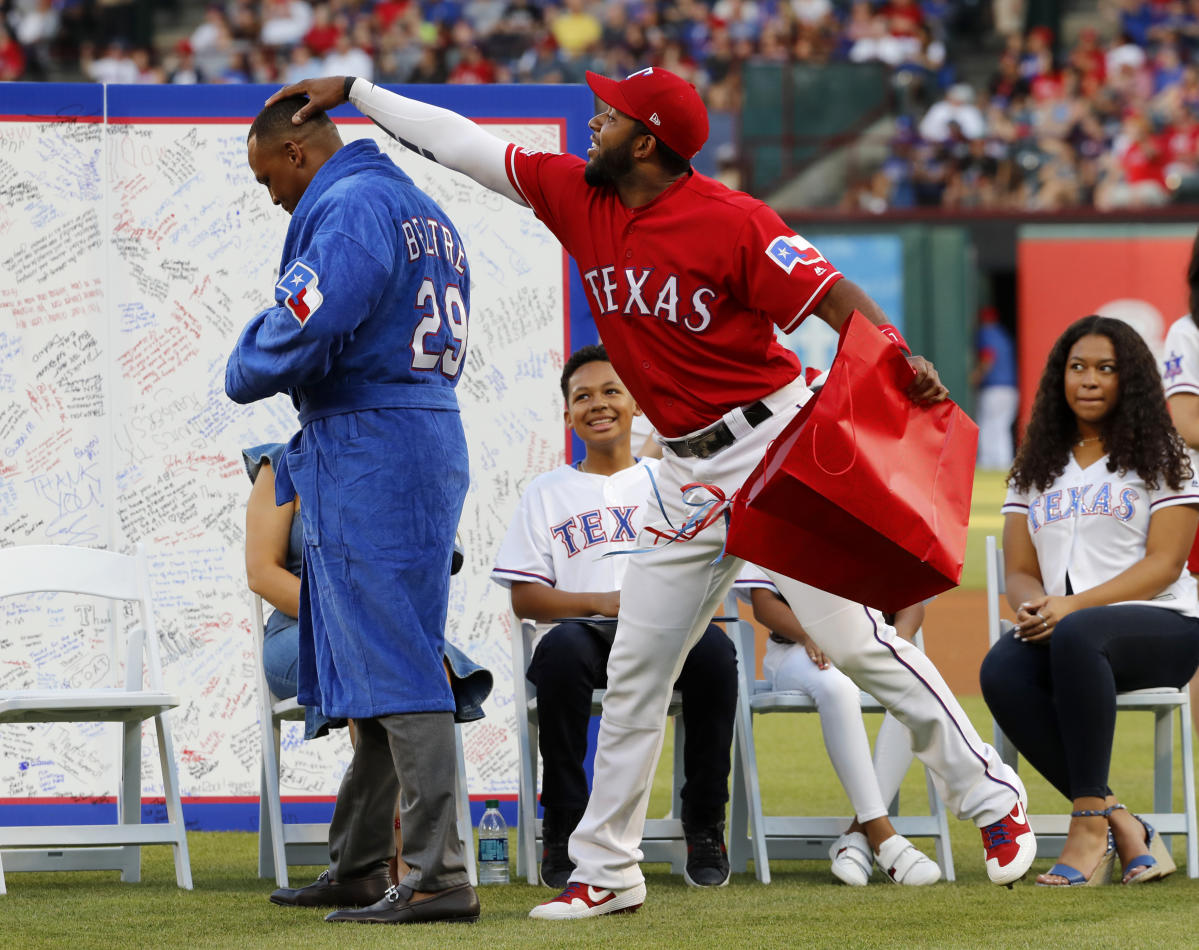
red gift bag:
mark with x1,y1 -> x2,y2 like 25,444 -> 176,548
725,311 -> 978,613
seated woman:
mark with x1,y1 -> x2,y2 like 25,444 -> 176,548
738,564 -> 940,886
980,315 -> 1199,886
243,442 -> 492,882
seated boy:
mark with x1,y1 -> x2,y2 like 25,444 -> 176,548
491,344 -> 738,889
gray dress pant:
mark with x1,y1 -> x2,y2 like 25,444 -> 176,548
328,710 -> 468,892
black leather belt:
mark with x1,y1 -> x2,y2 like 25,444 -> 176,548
662,400 -> 773,459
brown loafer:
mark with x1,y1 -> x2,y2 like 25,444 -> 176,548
269,869 -> 391,908
325,882 -> 480,924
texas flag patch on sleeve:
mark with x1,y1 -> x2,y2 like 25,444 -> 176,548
276,261 -> 324,326
766,234 -> 827,275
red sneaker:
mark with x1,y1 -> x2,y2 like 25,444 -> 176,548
981,799 -> 1036,886
528,881 -> 646,920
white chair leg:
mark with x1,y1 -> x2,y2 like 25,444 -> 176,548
1178,698 -> 1198,878
454,725 -> 477,887
154,713 -> 193,890
729,621 -> 770,884
727,717 -> 751,874
517,714 -> 540,885
0,849 -> 6,895
120,719 -> 142,884
259,711 -> 289,887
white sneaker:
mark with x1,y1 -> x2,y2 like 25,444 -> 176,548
528,881 -> 647,920
874,834 -> 942,886
829,831 -> 872,886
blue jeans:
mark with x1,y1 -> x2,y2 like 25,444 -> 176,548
980,604 -> 1199,799
262,609 -> 339,739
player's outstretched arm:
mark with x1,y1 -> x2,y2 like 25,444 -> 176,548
265,77 -> 524,205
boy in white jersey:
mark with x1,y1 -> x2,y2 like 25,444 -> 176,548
491,345 -> 738,891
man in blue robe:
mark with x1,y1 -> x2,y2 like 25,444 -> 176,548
226,95 -> 477,926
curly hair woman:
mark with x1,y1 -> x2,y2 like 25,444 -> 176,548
980,314 -> 1199,887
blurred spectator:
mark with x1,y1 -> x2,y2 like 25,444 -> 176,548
1096,108 -> 1171,210
919,83 -> 986,141
516,30 -> 569,82
95,0 -> 140,48
321,30 -> 373,79
260,0 -> 314,49
972,305 -> 1018,471
1106,29 -> 1147,78
130,45 -> 165,83
992,0 -> 1025,37
407,43 -> 448,83
10,0 -> 59,80
548,0 -> 601,57
448,42 -> 497,83
0,22 -> 27,80
82,39 -> 138,83
302,3 -> 343,57
166,40 -> 202,83
283,40 -> 320,82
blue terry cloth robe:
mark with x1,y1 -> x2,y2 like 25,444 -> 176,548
227,139 -> 470,721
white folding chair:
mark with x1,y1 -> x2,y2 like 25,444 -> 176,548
511,617 -> 689,884
0,543 -> 192,894
726,596 -> 955,883
985,535 -> 1198,877
252,593 -> 477,887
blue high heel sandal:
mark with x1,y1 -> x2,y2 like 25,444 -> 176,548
1036,807 -> 1117,888
1114,805 -> 1177,885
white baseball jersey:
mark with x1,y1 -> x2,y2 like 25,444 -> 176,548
1163,313 -> 1199,398
732,561 -> 776,603
1003,457 -> 1199,616
491,458 -> 657,639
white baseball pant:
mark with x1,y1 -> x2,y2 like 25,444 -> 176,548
567,377 -> 1024,890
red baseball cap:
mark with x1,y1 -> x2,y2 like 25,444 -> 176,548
585,67 -> 709,160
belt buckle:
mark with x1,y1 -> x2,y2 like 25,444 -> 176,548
688,423 -> 731,460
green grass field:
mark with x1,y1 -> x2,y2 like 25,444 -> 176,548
3,695 -> 1196,950
962,468 -> 1008,592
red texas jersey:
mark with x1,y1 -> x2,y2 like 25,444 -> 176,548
504,146 -> 842,437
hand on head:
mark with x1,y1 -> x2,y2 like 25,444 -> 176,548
265,76 -> 350,125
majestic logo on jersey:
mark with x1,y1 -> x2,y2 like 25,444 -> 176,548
1164,350 -> 1184,381
580,266 -> 718,333
766,235 -> 827,275
277,261 -> 324,326
1026,482 -> 1139,532
550,506 -> 639,556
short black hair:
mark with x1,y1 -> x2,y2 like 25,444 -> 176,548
632,119 -> 691,176
248,95 -> 335,144
560,344 -> 610,400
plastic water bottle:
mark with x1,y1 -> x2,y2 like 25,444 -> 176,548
477,799 -> 509,884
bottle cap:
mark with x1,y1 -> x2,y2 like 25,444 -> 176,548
485,799 -> 499,808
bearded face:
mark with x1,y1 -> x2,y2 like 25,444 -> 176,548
585,135 -> 639,187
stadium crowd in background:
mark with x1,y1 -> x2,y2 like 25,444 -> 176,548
2,0 -> 1198,209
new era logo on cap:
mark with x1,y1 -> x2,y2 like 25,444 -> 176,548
586,68 -> 709,160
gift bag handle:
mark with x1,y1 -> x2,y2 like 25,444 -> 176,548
810,359 -> 857,477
